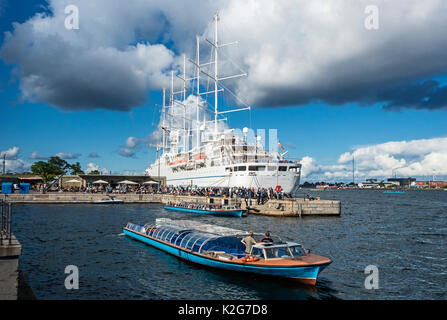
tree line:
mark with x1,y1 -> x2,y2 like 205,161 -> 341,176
30,157 -> 89,184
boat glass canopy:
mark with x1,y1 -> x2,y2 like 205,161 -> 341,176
126,221 -> 248,256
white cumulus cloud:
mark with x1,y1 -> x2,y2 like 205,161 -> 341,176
301,136 -> 447,181
85,162 -> 108,174
2,1 -> 447,111
0,147 -> 31,173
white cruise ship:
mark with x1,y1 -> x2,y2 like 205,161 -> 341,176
145,13 -> 302,193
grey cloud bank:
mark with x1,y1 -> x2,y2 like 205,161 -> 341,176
1,0 -> 447,112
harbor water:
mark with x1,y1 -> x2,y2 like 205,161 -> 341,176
11,190 -> 447,300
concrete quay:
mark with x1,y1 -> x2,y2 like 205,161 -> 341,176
0,193 -> 340,216
0,234 -> 22,300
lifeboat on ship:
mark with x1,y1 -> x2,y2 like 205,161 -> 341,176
169,159 -> 187,166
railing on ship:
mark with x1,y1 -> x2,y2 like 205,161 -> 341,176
0,199 -> 12,245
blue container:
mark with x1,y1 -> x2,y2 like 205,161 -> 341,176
19,183 -> 30,194
1,183 -> 13,194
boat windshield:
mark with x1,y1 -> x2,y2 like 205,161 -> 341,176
263,246 -> 293,259
288,245 -> 306,257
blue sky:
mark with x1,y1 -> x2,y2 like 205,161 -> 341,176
1,0 -> 447,181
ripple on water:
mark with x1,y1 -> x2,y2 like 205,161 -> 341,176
11,191 -> 447,300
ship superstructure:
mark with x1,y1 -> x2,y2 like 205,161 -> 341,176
145,13 -> 301,193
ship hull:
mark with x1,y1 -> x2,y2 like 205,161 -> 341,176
147,163 -> 300,193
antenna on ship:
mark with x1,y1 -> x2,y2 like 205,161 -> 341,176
162,88 -> 166,153
196,35 -> 201,151
213,12 -> 219,134
183,53 -> 187,152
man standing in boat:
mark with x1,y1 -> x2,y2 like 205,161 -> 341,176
262,232 -> 273,244
241,232 -> 256,257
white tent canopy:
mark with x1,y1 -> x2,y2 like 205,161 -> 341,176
143,181 -> 159,185
92,180 -> 109,184
65,179 -> 81,183
118,180 -> 138,185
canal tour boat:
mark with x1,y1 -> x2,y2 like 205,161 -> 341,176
164,202 -> 246,217
123,218 -> 332,285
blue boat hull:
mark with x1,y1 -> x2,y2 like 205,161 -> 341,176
383,191 -> 405,194
123,228 -> 329,284
164,206 -> 245,217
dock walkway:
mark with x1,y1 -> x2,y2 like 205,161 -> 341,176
0,193 -> 340,216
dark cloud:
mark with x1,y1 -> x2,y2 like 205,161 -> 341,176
53,152 -> 81,159
119,148 -> 135,158
380,80 -> 447,111
0,0 -> 216,112
2,1 -> 447,113
88,152 -> 101,158
29,151 -> 48,160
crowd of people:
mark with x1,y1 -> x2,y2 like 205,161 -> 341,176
157,186 -> 290,203
41,184 -> 157,194
30,182 -> 298,203
167,201 -> 224,211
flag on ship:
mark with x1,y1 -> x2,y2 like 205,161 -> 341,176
278,141 -> 285,153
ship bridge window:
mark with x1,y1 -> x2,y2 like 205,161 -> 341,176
225,167 -> 232,172
267,166 -> 276,171
249,166 -> 266,171
278,166 -> 287,171
237,166 -> 246,171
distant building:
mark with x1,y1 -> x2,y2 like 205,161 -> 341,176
387,177 -> 416,187
412,181 -> 447,188
358,179 -> 399,189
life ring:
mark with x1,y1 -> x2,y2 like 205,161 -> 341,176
246,256 -> 259,262
275,185 -> 282,193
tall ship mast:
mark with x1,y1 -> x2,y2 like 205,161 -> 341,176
146,13 -> 301,193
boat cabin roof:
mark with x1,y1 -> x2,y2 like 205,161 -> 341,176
253,241 -> 301,249
155,218 -> 250,237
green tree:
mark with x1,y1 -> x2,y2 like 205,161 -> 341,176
48,156 -> 70,172
31,161 -> 60,184
31,156 -> 75,184
88,170 -> 100,175
69,162 -> 85,175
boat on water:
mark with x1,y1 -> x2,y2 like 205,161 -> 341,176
145,13 -> 301,193
164,201 -> 245,217
123,218 -> 331,285
383,191 -> 405,194
93,197 -> 124,204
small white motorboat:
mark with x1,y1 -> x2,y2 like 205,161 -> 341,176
93,197 -> 124,204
